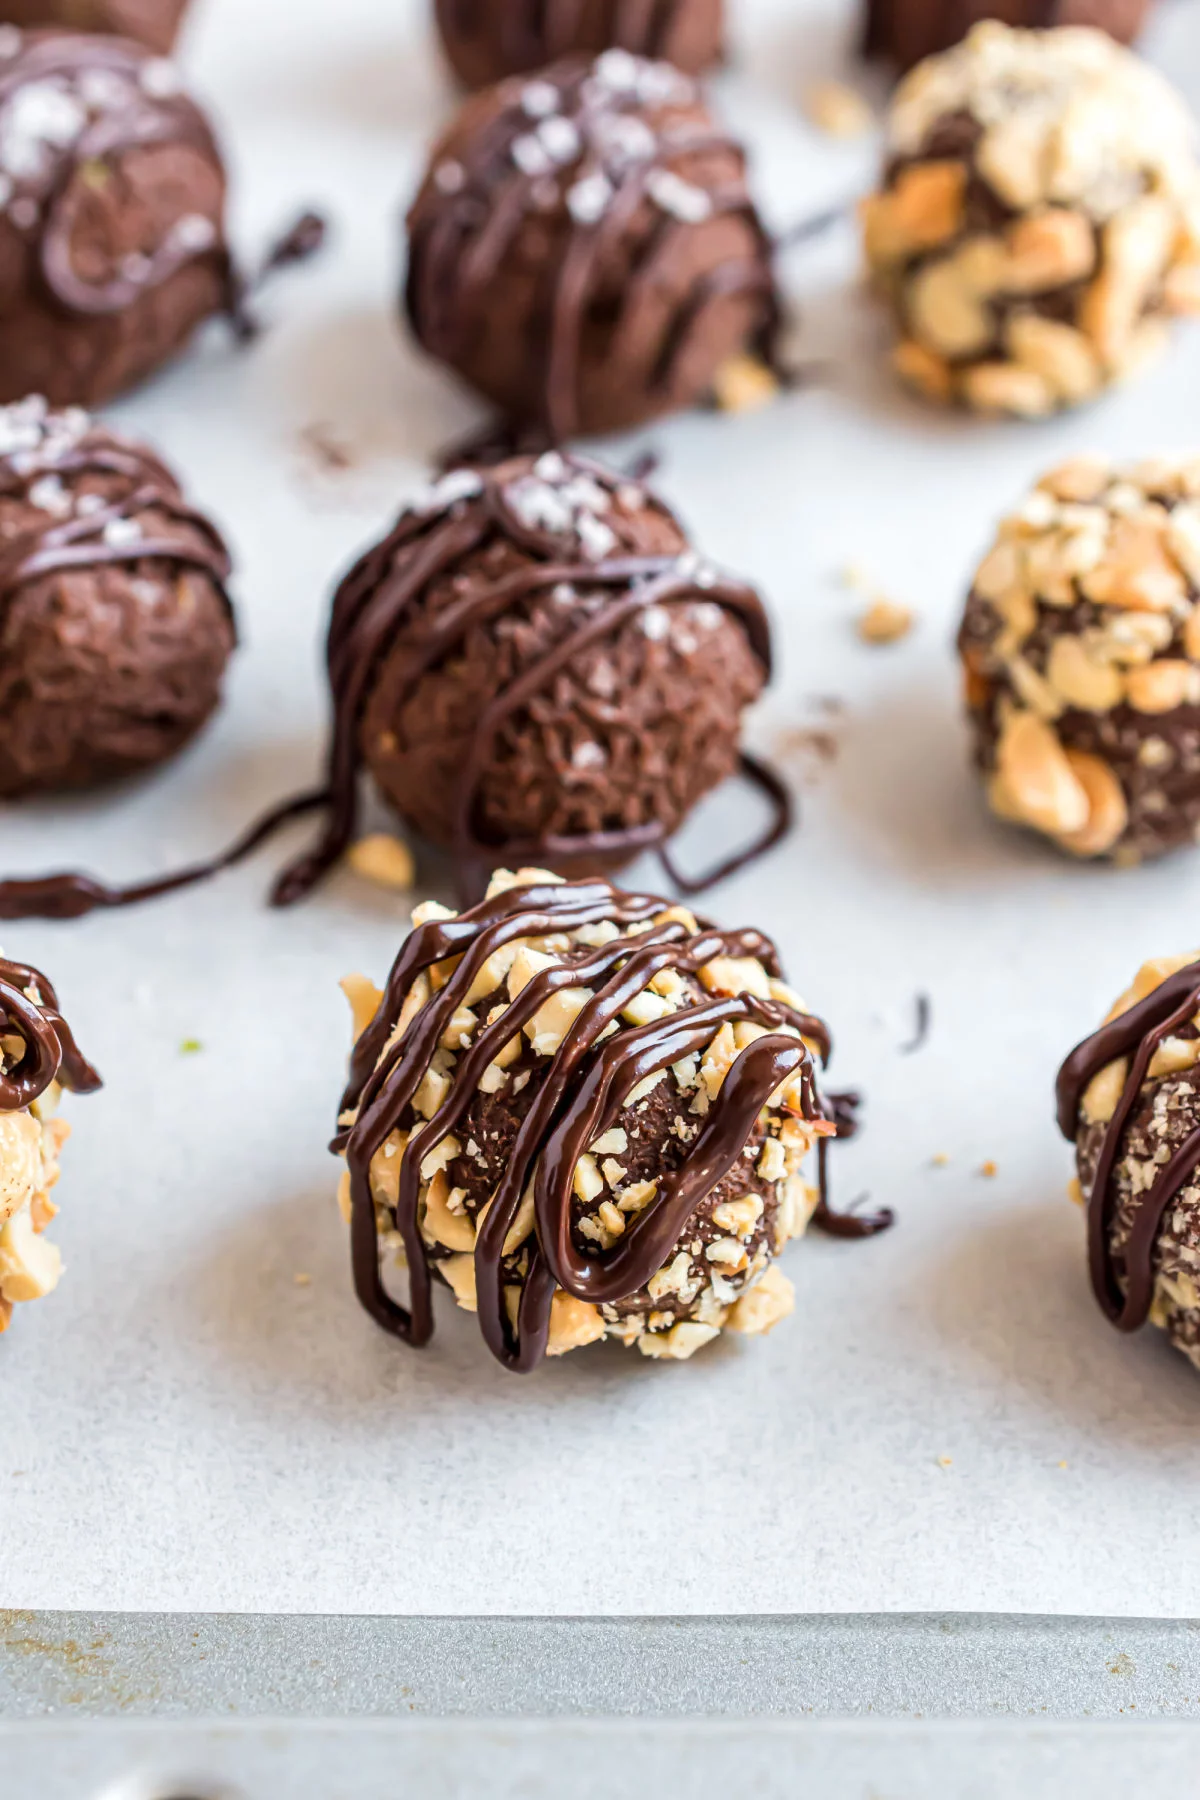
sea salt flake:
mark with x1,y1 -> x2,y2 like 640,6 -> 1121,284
139,59 -> 182,99
102,517 -> 142,548
521,80 -> 559,120
641,605 -> 671,640
433,159 -> 466,195
27,474 -> 70,517
506,476 -> 573,535
576,512 -> 617,561
566,171 -> 613,225
594,49 -> 640,93
538,115 -> 580,165
647,169 -> 712,223
0,81 -> 86,179
572,741 -> 607,770
0,27 -> 21,58
171,212 -> 216,252
512,133 -> 552,177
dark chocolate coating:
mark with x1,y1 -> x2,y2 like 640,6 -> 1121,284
0,954 -> 100,1109
863,0 -> 1149,71
405,52 -> 778,439
435,0 -> 723,90
338,874 -> 889,1371
276,450 -> 787,908
0,30 -> 234,406
0,398 -> 234,797
0,2 -> 190,53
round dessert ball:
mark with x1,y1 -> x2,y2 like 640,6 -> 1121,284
862,24 -> 1200,416
862,0 -> 1148,74
275,450 -> 776,905
335,867 -> 841,1368
1058,948 -> 1200,1369
0,29 -> 234,407
0,395 -> 235,797
405,50 -> 778,439
434,0 -> 723,91
0,952 -> 100,1335
0,2 -> 189,54
959,454 -> 1200,865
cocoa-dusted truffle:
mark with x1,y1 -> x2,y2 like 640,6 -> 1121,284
863,0 -> 1148,75
435,0 -> 723,91
0,395 -> 234,798
959,455 -> 1200,865
1058,949 -> 1200,1369
0,953 -> 100,1335
405,50 -> 778,439
0,29 -> 235,406
0,2 -> 189,53
276,450 -> 787,908
336,868 -> 889,1369
862,24 -> 1200,416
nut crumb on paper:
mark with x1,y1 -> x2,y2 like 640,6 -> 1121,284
347,834 -> 416,892
805,79 -> 875,139
979,1159 -> 998,1177
858,597 -> 916,644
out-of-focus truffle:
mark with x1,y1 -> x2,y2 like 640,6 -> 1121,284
0,2 -> 189,54
863,0 -> 1148,75
0,952 -> 100,1335
275,449 -> 788,907
0,395 -> 235,798
405,50 -> 778,439
959,455 -> 1200,864
434,0 -> 723,91
335,867 -> 888,1369
862,24 -> 1200,415
1058,950 -> 1200,1369
0,29 -> 234,405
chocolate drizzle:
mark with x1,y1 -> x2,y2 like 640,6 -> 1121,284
0,955 -> 100,1110
335,875 -> 887,1371
406,53 -> 779,441
1056,960 -> 1200,1331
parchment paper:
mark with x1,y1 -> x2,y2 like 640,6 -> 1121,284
4,0 -> 1200,1618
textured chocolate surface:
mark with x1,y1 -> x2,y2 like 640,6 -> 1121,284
0,1 -> 190,53
959,455 -> 1200,866
435,0 -> 723,90
337,870 -> 889,1371
1058,953 -> 1200,1369
405,50 -> 777,439
863,24 -> 1200,416
0,396 -> 234,799
0,29 -> 233,406
863,0 -> 1148,73
276,449 -> 787,908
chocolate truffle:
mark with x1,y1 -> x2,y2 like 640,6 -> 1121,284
862,24 -> 1200,416
959,455 -> 1200,864
0,953 -> 100,1334
434,0 -> 723,91
0,395 -> 235,798
0,29 -> 236,406
405,50 -> 778,439
863,0 -> 1148,75
0,2 -> 189,54
1058,949 -> 1200,1369
336,868 -> 888,1369
276,450 -> 787,908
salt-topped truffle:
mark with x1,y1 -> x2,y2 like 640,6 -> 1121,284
0,396 -> 234,798
960,455 -> 1200,864
336,868 -> 887,1369
1058,949 -> 1200,1370
275,449 -> 787,908
0,953 -> 99,1335
405,50 -> 778,439
862,24 -> 1200,415
0,2 -> 190,54
0,29 -> 234,405
435,0 -> 723,91
862,0 -> 1149,74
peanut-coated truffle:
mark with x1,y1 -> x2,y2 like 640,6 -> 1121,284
862,24 -> 1200,416
276,450 -> 786,907
0,395 -> 235,798
1058,949 -> 1200,1370
0,2 -> 189,53
0,29 -> 235,406
405,50 -> 778,439
335,868 -> 884,1370
435,0 -> 723,90
959,455 -> 1200,864
0,953 -> 99,1335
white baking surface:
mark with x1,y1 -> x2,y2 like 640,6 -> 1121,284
4,0 -> 1200,1618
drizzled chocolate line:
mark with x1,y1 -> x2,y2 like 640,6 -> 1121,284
336,875 -> 889,1372
406,58 -> 778,442
1056,960 -> 1200,1331
0,956 -> 101,1110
